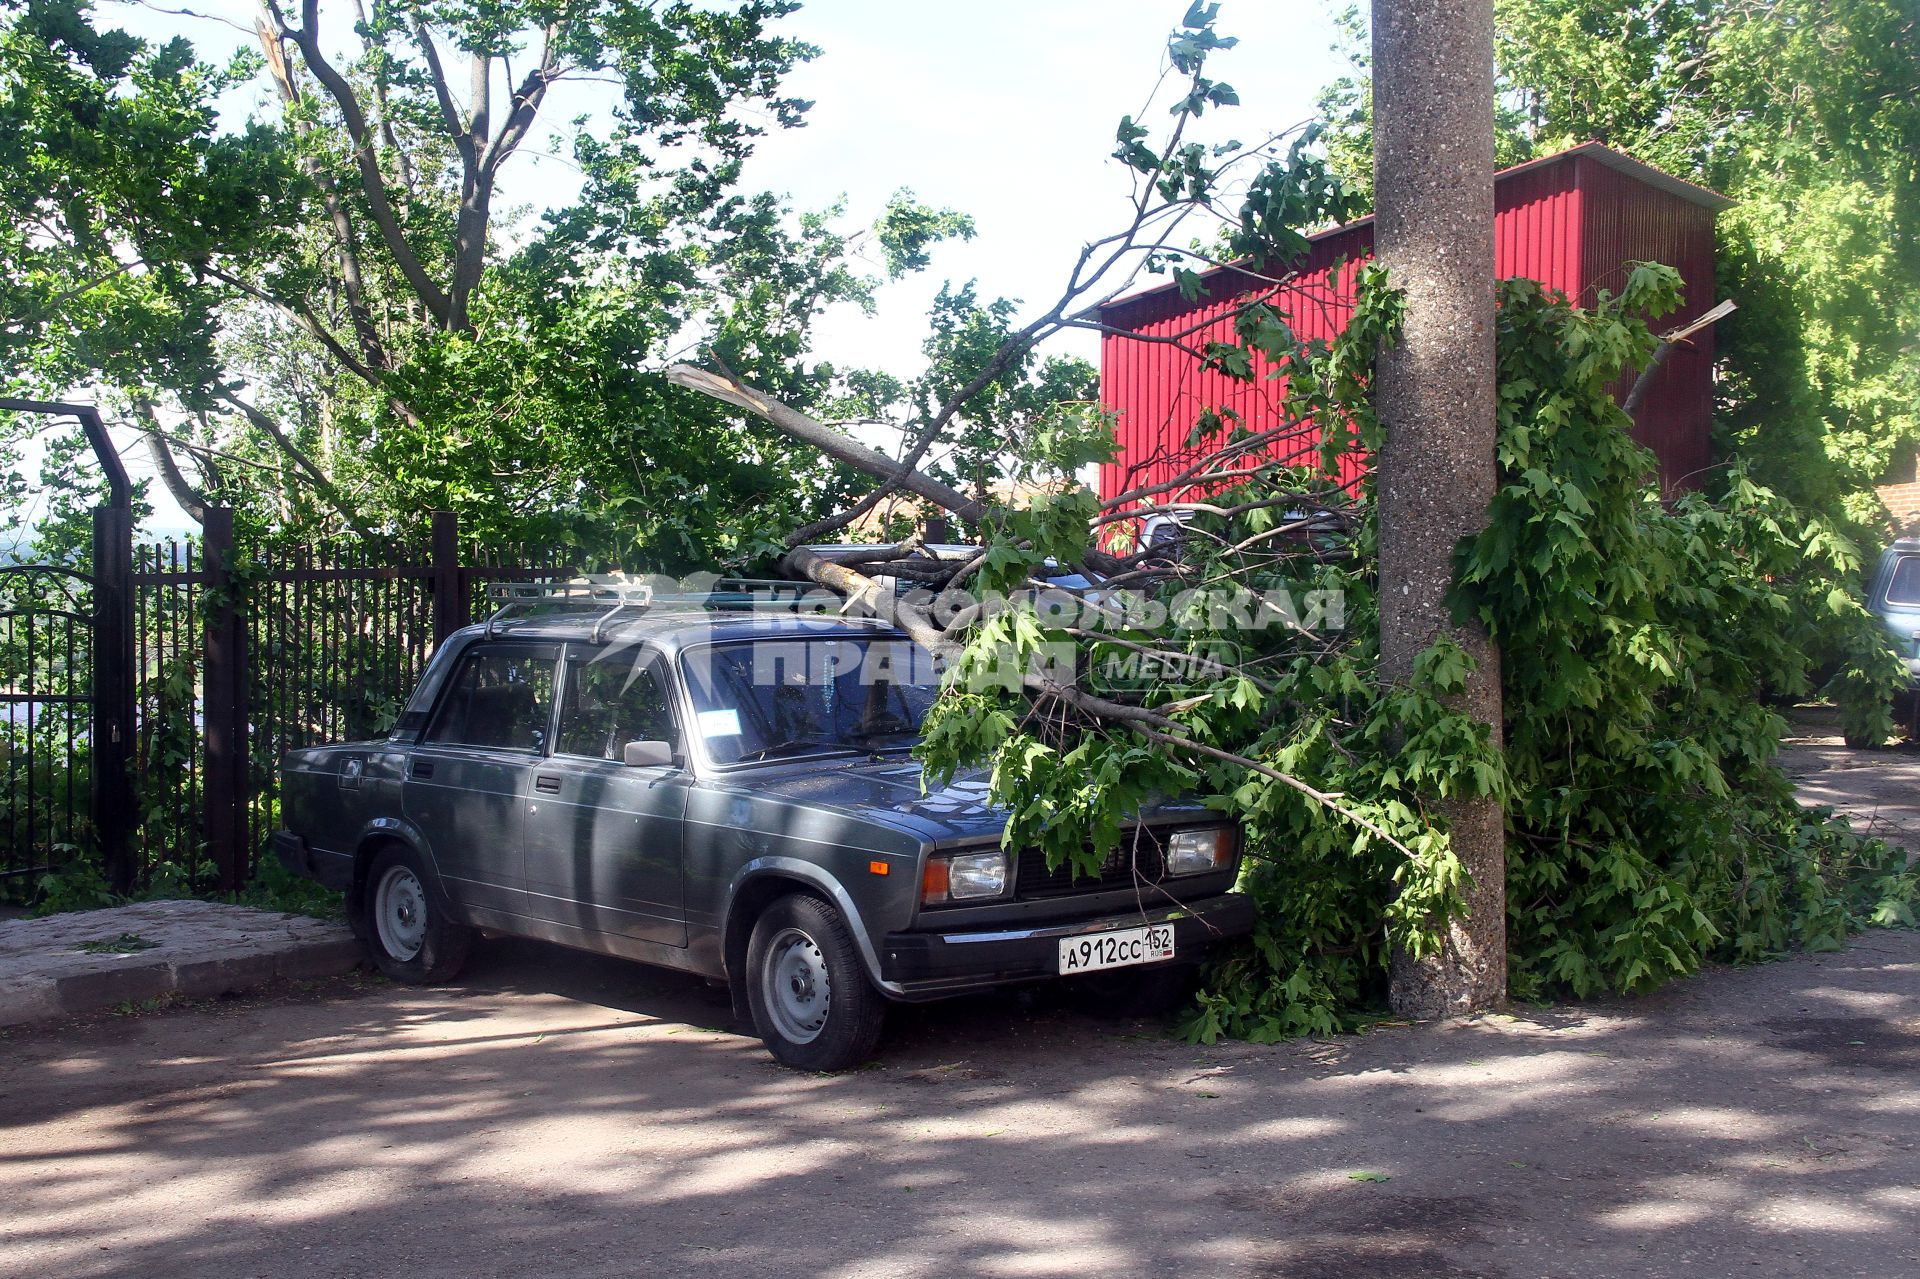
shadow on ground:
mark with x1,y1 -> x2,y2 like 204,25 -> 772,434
1780,703 -> 1920,857
1,928 -> 1916,1279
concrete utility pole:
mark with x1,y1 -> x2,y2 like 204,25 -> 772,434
1371,0 -> 1507,1016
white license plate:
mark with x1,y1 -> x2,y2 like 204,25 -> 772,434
1058,924 -> 1176,975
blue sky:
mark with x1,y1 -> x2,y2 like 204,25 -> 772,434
79,0 -> 1350,530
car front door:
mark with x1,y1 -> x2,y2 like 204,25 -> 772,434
522,643 -> 690,947
401,641 -> 559,918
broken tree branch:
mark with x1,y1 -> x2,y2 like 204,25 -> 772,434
667,365 -> 992,528
1625,298 -> 1736,422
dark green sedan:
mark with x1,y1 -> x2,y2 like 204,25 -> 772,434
273,585 -> 1253,1070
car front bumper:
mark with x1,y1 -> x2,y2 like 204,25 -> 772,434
877,891 -> 1255,1000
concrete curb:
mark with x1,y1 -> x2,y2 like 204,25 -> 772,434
0,899 -> 361,1028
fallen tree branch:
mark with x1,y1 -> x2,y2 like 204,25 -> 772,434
670,365 -> 990,526
1028,679 -> 1420,862
774,538 -> 1397,860
669,362 -> 1132,579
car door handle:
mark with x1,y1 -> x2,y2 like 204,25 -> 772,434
534,774 -> 562,794
410,759 -> 434,780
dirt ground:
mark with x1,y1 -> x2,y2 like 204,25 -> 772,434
2,923 -> 1916,1279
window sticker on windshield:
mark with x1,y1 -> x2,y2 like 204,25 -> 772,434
698,708 -> 742,737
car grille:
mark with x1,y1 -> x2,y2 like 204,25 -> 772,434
1014,831 -> 1168,899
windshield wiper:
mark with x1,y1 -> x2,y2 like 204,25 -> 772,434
848,725 -> 920,751
733,736 -> 850,764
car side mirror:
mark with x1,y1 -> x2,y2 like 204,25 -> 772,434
623,739 -> 674,768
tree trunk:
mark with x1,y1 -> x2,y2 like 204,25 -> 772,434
449,180 -> 491,334
1372,0 -> 1507,1018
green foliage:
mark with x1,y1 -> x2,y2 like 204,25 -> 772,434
31,858 -> 114,916
235,853 -> 344,920
1223,129 -> 1370,267
875,190 -> 976,278
921,259 -> 1916,1040
0,0 -> 983,569
133,648 -> 206,880
74,932 -> 157,954
1458,272 -> 1911,998
30,854 -> 343,921
0,0 -> 298,396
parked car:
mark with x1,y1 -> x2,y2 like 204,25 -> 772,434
1859,536 -> 1920,745
273,580 -> 1253,1070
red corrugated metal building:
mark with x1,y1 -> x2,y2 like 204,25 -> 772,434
1095,143 -> 1732,504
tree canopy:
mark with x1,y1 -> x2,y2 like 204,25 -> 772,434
0,0 -> 1028,566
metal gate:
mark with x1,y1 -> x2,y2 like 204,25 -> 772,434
0,565 -> 95,895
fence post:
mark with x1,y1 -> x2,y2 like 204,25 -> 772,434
431,510 -> 462,647
90,505 -> 135,895
201,508 -> 248,892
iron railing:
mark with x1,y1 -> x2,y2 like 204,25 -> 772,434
0,509 -> 575,901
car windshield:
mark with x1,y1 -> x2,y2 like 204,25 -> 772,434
681,637 -> 945,766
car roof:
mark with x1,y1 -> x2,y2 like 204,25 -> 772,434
449,606 -> 907,657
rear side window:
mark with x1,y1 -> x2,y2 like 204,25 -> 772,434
1888,556 -> 1920,606
424,649 -> 556,752
555,650 -> 678,761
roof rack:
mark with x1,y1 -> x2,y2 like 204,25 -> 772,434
481,576 -> 828,640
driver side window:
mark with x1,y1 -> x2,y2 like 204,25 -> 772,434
555,650 -> 678,762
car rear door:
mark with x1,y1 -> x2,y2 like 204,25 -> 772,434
401,641 -> 559,918
522,643 -> 690,947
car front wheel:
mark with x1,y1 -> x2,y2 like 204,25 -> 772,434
745,894 -> 885,1071
360,844 -> 473,983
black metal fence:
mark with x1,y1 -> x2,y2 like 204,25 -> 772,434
0,509 -> 572,901
0,566 -> 96,891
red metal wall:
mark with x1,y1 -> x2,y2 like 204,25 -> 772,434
1573,155 -> 1719,492
1097,149 -> 1719,505
1097,236 -> 1377,503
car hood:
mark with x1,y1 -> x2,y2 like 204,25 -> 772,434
721,757 -> 1009,845
722,755 -> 1210,846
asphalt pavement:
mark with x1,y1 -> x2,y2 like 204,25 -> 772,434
2,925 -> 1915,1278
2,705 -> 1915,1277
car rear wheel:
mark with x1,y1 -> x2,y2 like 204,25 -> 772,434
361,845 -> 472,984
745,894 -> 885,1071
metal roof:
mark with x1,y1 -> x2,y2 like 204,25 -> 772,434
1504,141 -> 1733,211
1093,141 -> 1732,317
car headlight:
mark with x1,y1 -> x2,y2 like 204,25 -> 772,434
922,850 -> 1008,904
1165,827 -> 1237,876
